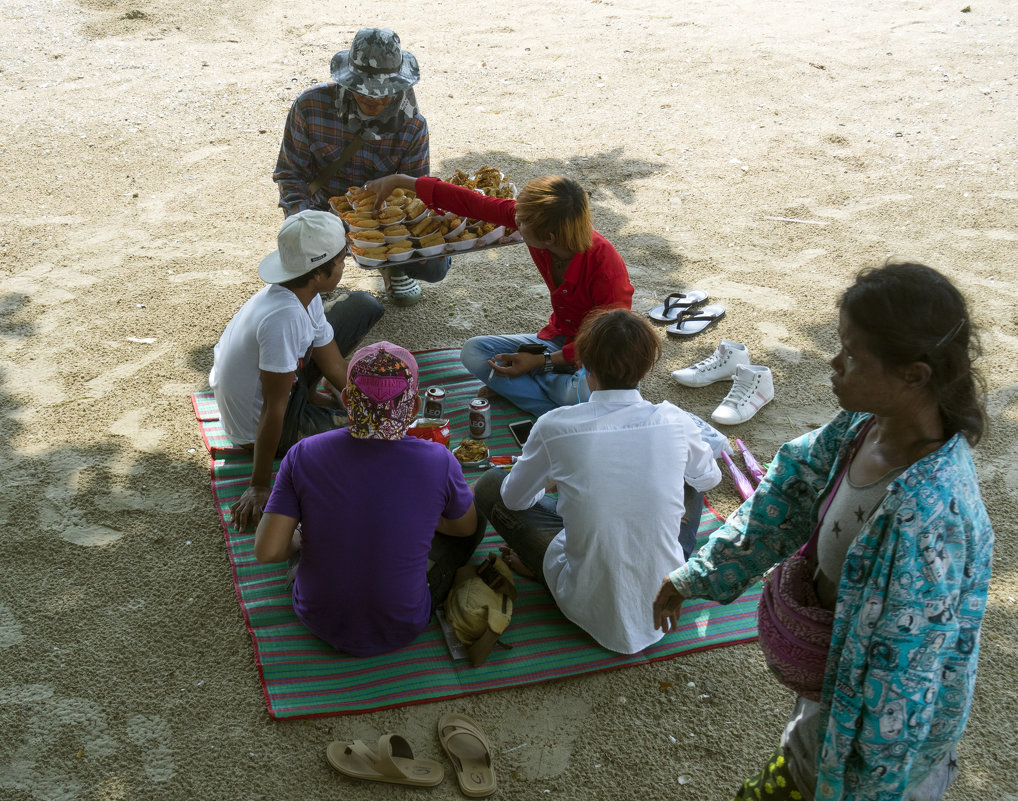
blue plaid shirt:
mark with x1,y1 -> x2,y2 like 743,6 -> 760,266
273,83 -> 431,216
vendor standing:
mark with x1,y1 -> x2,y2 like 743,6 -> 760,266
365,172 -> 633,416
273,28 -> 449,306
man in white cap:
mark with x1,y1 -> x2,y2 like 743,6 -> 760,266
273,27 -> 450,307
209,210 -> 383,530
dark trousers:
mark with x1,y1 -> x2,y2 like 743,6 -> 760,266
426,511 -> 488,615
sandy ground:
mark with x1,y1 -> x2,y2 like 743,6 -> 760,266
1,0 -> 1016,798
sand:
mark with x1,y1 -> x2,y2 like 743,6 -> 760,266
1,0 -> 1016,798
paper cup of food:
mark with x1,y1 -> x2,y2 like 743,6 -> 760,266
504,228 -> 524,243
445,234 -> 479,252
382,224 -> 411,244
349,230 -> 387,249
348,216 -> 382,233
413,230 -> 447,252
408,214 -> 443,240
415,243 -> 447,258
405,208 -> 431,227
377,208 -> 406,228
385,242 -> 416,262
351,246 -> 388,268
441,215 -> 468,241
329,196 -> 353,215
477,225 -> 506,247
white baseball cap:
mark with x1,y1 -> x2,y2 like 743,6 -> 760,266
258,210 -> 347,284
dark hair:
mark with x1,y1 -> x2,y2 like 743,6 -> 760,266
840,260 -> 986,444
574,308 -> 661,389
515,176 -> 593,253
279,251 -> 343,290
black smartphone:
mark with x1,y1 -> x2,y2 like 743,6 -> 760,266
508,419 -> 534,447
516,343 -> 547,355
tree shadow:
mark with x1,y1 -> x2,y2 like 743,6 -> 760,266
0,293 -> 37,340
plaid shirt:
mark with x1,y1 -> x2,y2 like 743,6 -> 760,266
273,83 -> 430,216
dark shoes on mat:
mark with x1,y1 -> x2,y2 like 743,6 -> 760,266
327,712 -> 496,797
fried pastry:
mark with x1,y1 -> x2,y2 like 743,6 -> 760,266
410,216 -> 441,237
417,232 -> 445,249
351,230 -> 385,243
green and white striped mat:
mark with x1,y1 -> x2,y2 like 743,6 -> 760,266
194,349 -> 761,719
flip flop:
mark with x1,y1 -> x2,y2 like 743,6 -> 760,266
326,734 -> 444,787
666,304 -> 727,337
647,290 -> 708,322
438,713 -> 496,798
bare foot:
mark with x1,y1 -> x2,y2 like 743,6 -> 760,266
499,546 -> 535,578
477,385 -> 501,400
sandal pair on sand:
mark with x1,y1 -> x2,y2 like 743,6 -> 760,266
647,290 -> 726,337
326,713 -> 495,797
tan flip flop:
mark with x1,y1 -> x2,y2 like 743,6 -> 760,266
326,734 -> 444,787
438,713 -> 496,798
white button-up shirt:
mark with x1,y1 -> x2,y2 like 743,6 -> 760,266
500,389 -> 722,653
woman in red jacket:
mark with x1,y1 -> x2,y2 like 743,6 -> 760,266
366,173 -> 633,416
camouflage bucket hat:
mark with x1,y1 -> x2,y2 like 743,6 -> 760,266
330,28 -> 420,98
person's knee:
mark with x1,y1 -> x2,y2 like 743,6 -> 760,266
406,256 -> 450,283
461,336 -> 494,374
327,291 -> 384,355
472,469 -> 506,518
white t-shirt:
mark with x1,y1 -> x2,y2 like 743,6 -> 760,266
499,390 -> 722,654
209,284 -> 334,445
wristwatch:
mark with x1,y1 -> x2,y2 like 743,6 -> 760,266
543,352 -> 555,373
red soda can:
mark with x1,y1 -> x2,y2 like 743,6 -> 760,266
423,386 -> 446,419
468,398 -> 491,438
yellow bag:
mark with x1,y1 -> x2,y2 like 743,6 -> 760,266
444,554 -> 517,666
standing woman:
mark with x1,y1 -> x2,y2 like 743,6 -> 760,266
273,28 -> 449,305
365,172 -> 633,416
654,262 -> 993,800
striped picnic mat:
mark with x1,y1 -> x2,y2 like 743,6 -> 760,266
195,349 -> 762,719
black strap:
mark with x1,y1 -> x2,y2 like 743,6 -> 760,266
307,134 -> 364,196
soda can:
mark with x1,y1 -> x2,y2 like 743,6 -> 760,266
423,386 -> 446,419
468,398 -> 491,438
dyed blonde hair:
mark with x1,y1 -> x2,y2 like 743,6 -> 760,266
515,175 -> 593,253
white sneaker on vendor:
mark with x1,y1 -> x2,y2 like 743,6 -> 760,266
387,269 -> 422,307
710,364 -> 774,425
671,339 -> 751,387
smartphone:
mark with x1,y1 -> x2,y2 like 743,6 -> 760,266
508,419 -> 534,447
516,343 -> 547,355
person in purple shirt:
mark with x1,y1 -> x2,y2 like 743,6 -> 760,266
254,341 -> 484,656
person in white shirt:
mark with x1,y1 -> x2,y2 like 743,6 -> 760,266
473,308 -> 722,654
210,210 -> 382,530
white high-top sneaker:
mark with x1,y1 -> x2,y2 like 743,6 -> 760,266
710,364 -> 774,425
671,340 -> 751,387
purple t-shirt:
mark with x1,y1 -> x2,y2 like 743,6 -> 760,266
264,429 -> 474,656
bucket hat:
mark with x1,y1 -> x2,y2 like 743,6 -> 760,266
258,210 -> 346,284
330,28 -> 420,98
